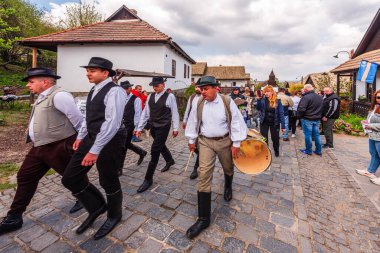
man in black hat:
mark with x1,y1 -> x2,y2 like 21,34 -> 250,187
134,76 -> 179,193
185,76 -> 247,239
0,67 -> 84,235
119,80 -> 147,176
61,57 -> 127,239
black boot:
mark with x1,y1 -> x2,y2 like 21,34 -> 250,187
74,184 -> 107,234
224,174 -> 233,202
186,192 -> 211,239
190,155 -> 199,179
136,150 -> 147,166
190,168 -> 198,180
69,200 -> 83,214
94,190 -> 122,240
0,214 -> 23,235
137,162 -> 156,193
161,160 -> 175,172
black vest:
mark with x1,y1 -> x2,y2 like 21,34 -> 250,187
148,92 -> 172,128
86,82 -> 117,138
123,94 -> 137,128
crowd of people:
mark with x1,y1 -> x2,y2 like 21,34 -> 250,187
1,58 -> 379,243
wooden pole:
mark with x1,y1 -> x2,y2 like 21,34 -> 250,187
32,48 -> 37,68
29,48 -> 37,104
337,73 -> 340,96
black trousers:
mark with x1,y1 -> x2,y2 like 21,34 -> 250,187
9,134 -> 76,216
62,130 -> 126,195
289,111 -> 298,135
145,124 -> 173,180
120,125 -> 146,169
260,123 -> 280,153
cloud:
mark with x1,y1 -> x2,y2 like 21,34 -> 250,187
42,0 -> 378,81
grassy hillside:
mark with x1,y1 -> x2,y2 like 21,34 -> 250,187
0,64 -> 28,95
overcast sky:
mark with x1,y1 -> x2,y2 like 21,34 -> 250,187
31,0 -> 379,81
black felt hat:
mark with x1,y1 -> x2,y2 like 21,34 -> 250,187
81,57 -> 116,76
149,76 -> 167,86
22,67 -> 61,81
120,80 -> 133,89
197,76 -> 218,87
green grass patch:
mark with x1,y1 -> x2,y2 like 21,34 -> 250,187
335,113 -> 366,136
0,163 -> 19,190
0,65 -> 26,88
0,101 -> 31,126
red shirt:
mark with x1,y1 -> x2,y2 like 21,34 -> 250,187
131,89 -> 147,109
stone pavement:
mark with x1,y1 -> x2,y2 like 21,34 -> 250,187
332,134 -> 380,211
0,130 -> 379,253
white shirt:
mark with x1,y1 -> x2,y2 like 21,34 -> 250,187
290,96 -> 301,111
185,94 -> 247,147
137,90 -> 180,131
29,86 -> 83,143
126,92 -> 142,130
183,94 -> 201,124
77,77 -> 128,155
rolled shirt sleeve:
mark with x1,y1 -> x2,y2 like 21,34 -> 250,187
167,93 -> 180,131
53,91 -> 84,133
182,98 -> 192,124
137,94 -> 151,131
185,101 -> 199,145
134,97 -> 142,130
229,100 -> 248,147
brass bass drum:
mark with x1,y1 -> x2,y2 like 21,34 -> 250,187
233,129 -> 272,175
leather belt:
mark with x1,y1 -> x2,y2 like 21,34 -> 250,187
200,133 -> 229,141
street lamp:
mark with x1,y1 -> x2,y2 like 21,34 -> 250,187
333,51 -> 351,59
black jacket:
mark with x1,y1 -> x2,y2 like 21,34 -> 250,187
297,90 -> 323,121
322,93 -> 340,119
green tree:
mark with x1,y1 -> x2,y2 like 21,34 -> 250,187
58,0 -> 103,29
0,0 -> 57,67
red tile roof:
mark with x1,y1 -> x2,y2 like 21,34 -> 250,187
22,20 -> 170,44
20,13 -> 195,63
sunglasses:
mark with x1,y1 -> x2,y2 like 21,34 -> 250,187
376,96 -> 380,99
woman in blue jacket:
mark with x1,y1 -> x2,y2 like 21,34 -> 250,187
256,85 -> 285,157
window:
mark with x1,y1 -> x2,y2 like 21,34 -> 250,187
172,60 -> 176,77
184,64 -> 187,78
232,81 -> 236,86
187,65 -> 190,78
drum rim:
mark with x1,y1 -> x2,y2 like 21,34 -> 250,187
233,139 -> 272,175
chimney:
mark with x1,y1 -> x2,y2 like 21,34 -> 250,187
130,9 -> 138,16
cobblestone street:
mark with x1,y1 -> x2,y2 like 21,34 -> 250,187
0,130 -> 379,253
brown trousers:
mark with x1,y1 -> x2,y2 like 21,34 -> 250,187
8,134 -> 76,216
198,135 -> 234,192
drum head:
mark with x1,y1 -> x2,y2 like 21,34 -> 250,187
233,139 -> 272,175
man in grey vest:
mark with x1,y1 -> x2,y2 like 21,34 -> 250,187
185,76 -> 247,239
135,77 -> 180,193
0,67 -> 84,235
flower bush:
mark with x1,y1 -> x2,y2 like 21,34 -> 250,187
334,113 -> 365,136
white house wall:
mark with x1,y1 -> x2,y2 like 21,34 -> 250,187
220,80 -> 247,87
57,44 -> 166,92
163,45 -> 192,90
355,69 -> 380,100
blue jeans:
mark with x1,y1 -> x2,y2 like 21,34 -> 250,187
302,119 -> 322,154
283,115 -> 289,139
368,139 -> 380,173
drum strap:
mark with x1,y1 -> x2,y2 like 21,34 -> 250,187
196,94 -> 232,134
